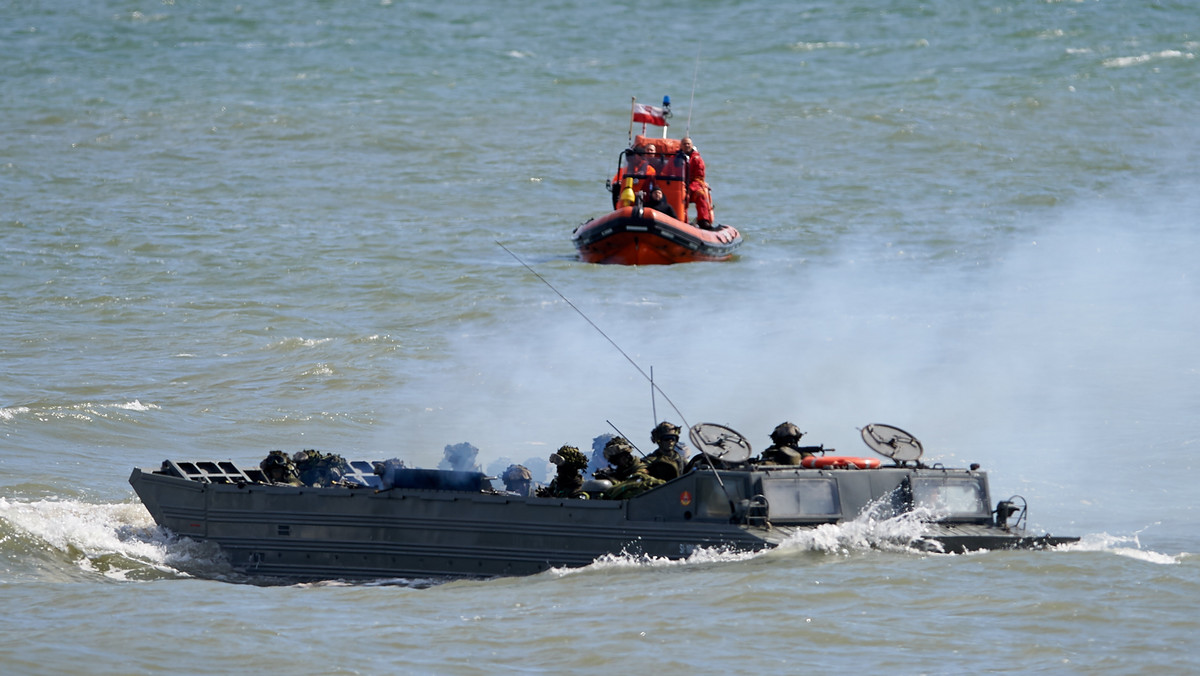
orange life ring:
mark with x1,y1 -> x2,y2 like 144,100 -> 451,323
800,455 -> 881,470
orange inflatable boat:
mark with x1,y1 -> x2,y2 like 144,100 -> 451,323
572,134 -> 742,265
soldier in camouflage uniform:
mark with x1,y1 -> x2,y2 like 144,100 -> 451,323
259,450 -> 301,486
372,457 -> 407,490
501,464 -> 535,497
292,449 -> 349,487
537,445 -> 589,499
757,422 -> 811,466
645,421 -> 687,480
595,437 -> 664,500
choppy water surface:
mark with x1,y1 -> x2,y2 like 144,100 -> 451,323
3,0 -> 1198,673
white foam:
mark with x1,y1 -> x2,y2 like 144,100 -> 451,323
775,508 -> 944,556
548,505 -> 949,578
112,399 -> 160,412
0,400 -> 159,421
1103,50 -> 1192,68
268,336 -> 333,349
1057,531 -> 1184,565
548,544 -> 761,578
0,406 -> 31,420
0,497 -> 223,580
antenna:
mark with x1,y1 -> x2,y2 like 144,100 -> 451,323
496,241 -> 690,432
650,365 -> 658,428
497,241 -> 734,499
606,419 -> 646,458
686,47 -> 701,135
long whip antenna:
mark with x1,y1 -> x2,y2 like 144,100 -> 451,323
686,47 -> 701,135
497,241 -> 689,431
606,419 -> 646,458
497,242 -> 733,500
651,365 -> 658,428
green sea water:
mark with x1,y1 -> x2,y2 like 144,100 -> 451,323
2,1 -> 1198,672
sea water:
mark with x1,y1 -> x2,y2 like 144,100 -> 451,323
2,0 -> 1198,673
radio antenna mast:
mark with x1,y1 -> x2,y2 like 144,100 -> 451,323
496,241 -> 689,430
497,241 -> 733,499
686,48 -> 701,135
650,365 -> 658,427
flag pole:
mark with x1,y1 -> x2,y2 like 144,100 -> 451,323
628,96 -> 636,145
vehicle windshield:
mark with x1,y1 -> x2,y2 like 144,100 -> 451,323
910,477 -> 988,517
761,477 -> 840,519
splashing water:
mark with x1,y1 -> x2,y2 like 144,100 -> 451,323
1059,531 -> 1185,565
0,497 -> 230,581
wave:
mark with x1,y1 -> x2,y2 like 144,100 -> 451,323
550,508 -> 1189,579
0,496 -> 231,582
1103,50 -> 1194,68
6,495 -> 1179,589
547,508 -> 948,579
1058,531 -> 1186,565
0,400 -> 160,422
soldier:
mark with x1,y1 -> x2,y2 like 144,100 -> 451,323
537,445 -> 589,499
373,457 -> 407,490
293,449 -> 349,487
586,433 -> 614,478
758,422 -> 811,466
595,437 -> 664,500
259,450 -> 300,486
645,421 -> 687,480
502,464 -> 535,497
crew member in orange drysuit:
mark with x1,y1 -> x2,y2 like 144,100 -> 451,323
625,147 -> 656,195
680,136 -> 713,228
610,147 -> 657,208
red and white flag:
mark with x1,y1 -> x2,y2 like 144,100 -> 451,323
632,103 -> 668,127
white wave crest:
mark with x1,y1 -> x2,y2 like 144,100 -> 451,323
790,41 -> 855,52
112,399 -> 160,412
548,505 -> 951,578
268,337 -> 333,350
1103,50 -> 1193,68
0,497 -> 227,581
547,543 -> 762,578
774,508 -> 942,555
0,400 -> 159,421
1057,531 -> 1184,565
0,406 -> 31,420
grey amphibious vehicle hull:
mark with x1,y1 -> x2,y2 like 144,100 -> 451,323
129,437 -> 1076,581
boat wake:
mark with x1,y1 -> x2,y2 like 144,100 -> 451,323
9,495 -> 1176,587
548,506 -> 1184,579
1056,529 -> 1187,565
0,496 -> 232,582
547,508 -> 951,579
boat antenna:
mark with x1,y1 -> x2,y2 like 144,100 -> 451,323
650,365 -> 658,428
686,47 -> 701,136
606,419 -> 646,458
497,241 -> 735,501
496,241 -> 690,432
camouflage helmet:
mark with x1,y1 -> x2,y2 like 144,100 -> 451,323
603,437 -> 635,462
770,422 -> 804,445
261,450 -> 290,467
503,464 -> 533,482
651,421 -> 682,444
549,445 -> 588,470
260,450 -> 294,473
